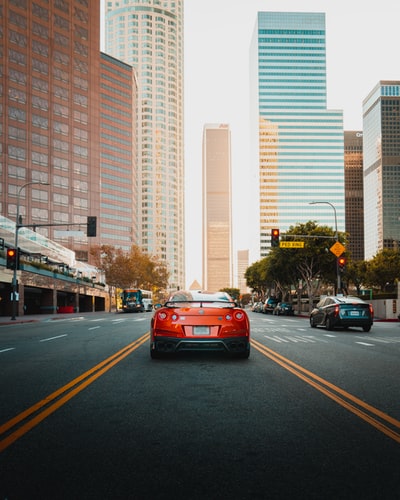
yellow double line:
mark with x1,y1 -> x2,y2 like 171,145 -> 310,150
251,338 -> 400,444
0,333 -> 149,453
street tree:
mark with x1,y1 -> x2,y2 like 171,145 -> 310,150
344,259 -> 368,294
365,249 -> 400,291
90,245 -> 169,309
245,221 -> 346,310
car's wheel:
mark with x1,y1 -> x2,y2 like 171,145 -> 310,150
310,316 -> 317,328
325,316 -> 334,331
150,349 -> 163,359
236,347 -> 250,359
362,325 -> 372,332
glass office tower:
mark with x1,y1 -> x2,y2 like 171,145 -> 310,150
363,81 -> 400,259
250,12 -> 344,256
104,1 -> 185,290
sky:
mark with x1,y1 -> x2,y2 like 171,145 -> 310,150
101,0 -> 400,289
183,0 -> 400,288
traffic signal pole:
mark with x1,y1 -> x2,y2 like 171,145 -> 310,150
309,201 -> 341,294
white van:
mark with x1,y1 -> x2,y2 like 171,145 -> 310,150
142,298 -> 153,312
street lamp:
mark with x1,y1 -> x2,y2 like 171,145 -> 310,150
309,201 -> 341,294
11,181 -> 49,320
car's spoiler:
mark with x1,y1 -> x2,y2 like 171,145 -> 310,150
164,300 -> 237,308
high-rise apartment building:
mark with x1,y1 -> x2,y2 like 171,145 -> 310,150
104,0 -> 185,290
363,81 -> 400,259
202,124 -> 233,291
344,131 -> 364,261
250,12 -> 345,257
0,0 -> 102,263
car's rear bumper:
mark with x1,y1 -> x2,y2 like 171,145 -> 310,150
334,318 -> 373,329
151,336 -> 250,354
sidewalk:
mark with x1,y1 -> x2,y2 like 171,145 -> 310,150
0,310 -> 116,326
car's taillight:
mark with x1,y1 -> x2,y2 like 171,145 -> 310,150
369,305 -> 374,317
157,311 -> 168,321
334,305 -> 340,316
234,311 -> 245,321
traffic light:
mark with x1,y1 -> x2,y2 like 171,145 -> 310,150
338,256 -> 346,273
271,229 -> 280,248
87,216 -> 97,237
6,248 -> 19,270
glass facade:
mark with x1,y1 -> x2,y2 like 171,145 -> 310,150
105,0 -> 185,290
363,81 -> 400,259
251,12 -> 344,256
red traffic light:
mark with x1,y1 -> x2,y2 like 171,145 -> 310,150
338,256 -> 346,272
271,228 -> 280,247
6,248 -> 19,270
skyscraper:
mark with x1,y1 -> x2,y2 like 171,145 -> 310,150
363,81 -> 400,259
104,0 -> 185,290
250,12 -> 344,257
202,124 -> 233,291
344,131 -> 364,261
237,249 -> 249,295
0,0 -> 102,263
99,53 -> 137,252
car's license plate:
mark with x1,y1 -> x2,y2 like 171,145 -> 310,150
193,326 -> 210,335
350,311 -> 360,316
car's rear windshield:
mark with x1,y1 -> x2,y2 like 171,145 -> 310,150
166,299 -> 234,308
336,297 -> 367,304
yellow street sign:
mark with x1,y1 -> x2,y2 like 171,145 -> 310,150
330,241 -> 345,257
279,241 -> 304,248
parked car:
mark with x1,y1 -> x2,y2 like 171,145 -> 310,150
273,302 -> 294,316
251,301 -> 264,313
150,290 -> 250,359
263,297 -> 279,314
310,295 -> 373,332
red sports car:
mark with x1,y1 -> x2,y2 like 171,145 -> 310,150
150,290 -> 250,359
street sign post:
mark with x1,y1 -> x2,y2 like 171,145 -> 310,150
330,241 -> 345,257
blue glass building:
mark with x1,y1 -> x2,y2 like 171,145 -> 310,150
251,12 -> 344,256
363,81 -> 400,259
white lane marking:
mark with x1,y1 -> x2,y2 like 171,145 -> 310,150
0,347 -> 16,353
90,318 -> 106,322
39,334 -> 68,342
88,326 -> 101,330
355,341 -> 375,346
264,335 -> 289,343
323,334 -> 336,338
370,337 -> 400,343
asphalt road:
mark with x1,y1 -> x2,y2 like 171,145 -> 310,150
0,312 -> 399,500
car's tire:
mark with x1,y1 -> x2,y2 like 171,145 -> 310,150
325,317 -> 334,331
362,325 -> 372,332
236,347 -> 250,359
310,317 -> 317,328
150,349 -> 163,359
